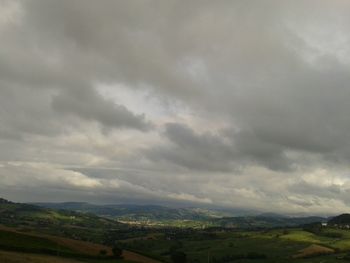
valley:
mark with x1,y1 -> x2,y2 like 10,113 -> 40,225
2,198 -> 350,262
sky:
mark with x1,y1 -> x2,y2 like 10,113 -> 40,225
1,0 -> 350,215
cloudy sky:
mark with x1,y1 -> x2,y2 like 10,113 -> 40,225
2,0 -> 350,215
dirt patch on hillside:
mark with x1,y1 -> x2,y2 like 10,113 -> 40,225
48,236 -> 113,256
123,250 -> 162,263
46,237 -> 162,263
293,244 -> 335,258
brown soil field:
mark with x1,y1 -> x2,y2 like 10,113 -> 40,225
0,250 -> 84,263
122,250 -> 161,263
48,236 -> 113,256
293,244 -> 335,258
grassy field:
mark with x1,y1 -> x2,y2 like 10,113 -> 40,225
280,228 -> 350,251
122,228 -> 350,262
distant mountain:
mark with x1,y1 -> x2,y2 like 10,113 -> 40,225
32,201 -> 327,228
257,212 -> 287,218
33,202 -> 225,221
328,213 -> 350,225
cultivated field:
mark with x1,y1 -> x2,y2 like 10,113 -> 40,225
0,250 -> 85,263
0,226 -> 160,263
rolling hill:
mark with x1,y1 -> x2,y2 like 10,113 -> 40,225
328,213 -> 350,225
0,198 -> 125,243
212,215 -> 327,228
33,202 -> 230,221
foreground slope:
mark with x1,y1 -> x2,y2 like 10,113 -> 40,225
0,250 -> 85,263
0,226 -> 159,263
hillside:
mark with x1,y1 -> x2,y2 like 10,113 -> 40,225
328,213 -> 350,225
3,198 -> 350,262
0,226 -> 156,263
212,215 -> 326,229
0,198 -> 125,243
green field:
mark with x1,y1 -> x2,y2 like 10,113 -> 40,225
8,215 -> 350,263
121,228 -> 350,262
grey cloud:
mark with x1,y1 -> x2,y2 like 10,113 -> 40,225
2,0 -> 350,213
0,0 -> 153,136
147,123 -> 293,172
52,87 -> 151,131
233,130 -> 293,171
0,163 -> 211,206
147,123 -> 236,172
0,83 -> 61,140
289,181 -> 342,199
20,0 -> 200,98
288,179 -> 350,207
5,0 -> 350,159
